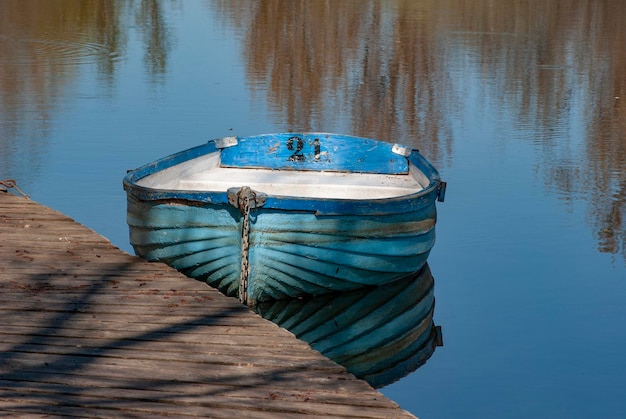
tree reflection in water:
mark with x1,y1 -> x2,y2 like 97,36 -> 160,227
0,0 -> 624,262
213,0 -> 626,263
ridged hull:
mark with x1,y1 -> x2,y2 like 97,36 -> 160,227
127,196 -> 244,297
127,194 -> 436,302
124,133 -> 445,303
247,205 -> 436,302
254,264 -> 442,388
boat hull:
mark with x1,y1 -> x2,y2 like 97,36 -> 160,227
127,194 -> 436,302
124,133 -> 444,304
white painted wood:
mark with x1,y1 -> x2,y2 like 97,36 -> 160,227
136,152 -> 426,199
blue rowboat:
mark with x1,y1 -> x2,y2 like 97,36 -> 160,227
254,264 -> 443,388
123,133 -> 446,305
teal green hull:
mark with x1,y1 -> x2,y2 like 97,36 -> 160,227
127,195 -> 436,302
124,133 -> 445,304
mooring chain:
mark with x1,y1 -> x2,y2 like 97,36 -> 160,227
0,179 -> 30,199
237,186 -> 254,306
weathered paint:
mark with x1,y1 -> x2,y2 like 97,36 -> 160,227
246,208 -> 436,301
220,133 -> 410,174
123,132 -> 445,303
127,195 -> 243,297
254,264 -> 442,388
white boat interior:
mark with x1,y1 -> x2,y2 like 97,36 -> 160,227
137,152 -> 428,200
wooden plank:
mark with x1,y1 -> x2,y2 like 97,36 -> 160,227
0,309 -> 287,330
1,370 -> 388,406
0,390 -> 403,419
0,193 -> 416,418
0,341 -> 344,371
0,344 -> 324,370
0,370 -> 392,405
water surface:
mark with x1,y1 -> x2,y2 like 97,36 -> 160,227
1,1 -> 625,418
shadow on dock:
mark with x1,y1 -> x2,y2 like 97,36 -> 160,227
0,192 -> 417,417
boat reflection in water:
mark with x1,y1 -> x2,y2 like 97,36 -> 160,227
253,264 -> 443,388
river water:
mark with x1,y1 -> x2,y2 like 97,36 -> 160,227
1,1 -> 625,418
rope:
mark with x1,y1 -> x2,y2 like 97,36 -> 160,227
237,186 -> 253,306
0,179 -> 30,199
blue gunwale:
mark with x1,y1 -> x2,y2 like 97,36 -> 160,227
123,133 -> 443,216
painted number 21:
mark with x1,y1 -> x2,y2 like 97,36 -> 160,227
286,136 -> 322,162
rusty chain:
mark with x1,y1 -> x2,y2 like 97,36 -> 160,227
237,186 -> 253,306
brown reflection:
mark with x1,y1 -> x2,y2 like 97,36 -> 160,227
433,2 -> 626,260
587,6 -> 626,261
588,44 -> 626,259
215,0 -> 626,262
135,0 -> 174,82
0,0 -> 120,183
0,0 -> 173,184
212,0 -> 454,163
0,0 -> 119,136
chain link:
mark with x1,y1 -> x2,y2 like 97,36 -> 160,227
237,187 -> 253,306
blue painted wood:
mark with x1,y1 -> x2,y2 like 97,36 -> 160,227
220,133 -> 409,174
253,265 -> 442,389
126,196 -> 242,297
245,209 -> 435,301
123,132 -> 445,303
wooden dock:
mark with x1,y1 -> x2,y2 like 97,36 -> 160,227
0,192 -> 416,418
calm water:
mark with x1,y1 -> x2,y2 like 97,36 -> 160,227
1,1 -> 625,417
